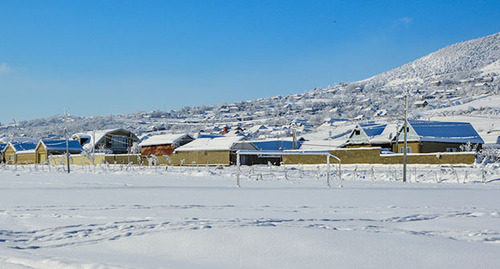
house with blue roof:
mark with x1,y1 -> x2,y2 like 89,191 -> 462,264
250,139 -> 303,151
2,141 -> 38,164
393,120 -> 484,153
35,139 -> 83,164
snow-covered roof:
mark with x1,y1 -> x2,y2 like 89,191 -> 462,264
248,125 -> 269,133
299,140 -> 343,150
175,136 -> 255,152
139,134 -> 194,147
72,128 -> 139,149
406,120 -> 484,144
40,139 -> 83,152
6,141 -> 37,152
370,124 -> 398,144
0,137 -> 39,144
249,139 -> 300,151
196,132 -> 224,139
360,123 -> 386,138
347,123 -> 392,145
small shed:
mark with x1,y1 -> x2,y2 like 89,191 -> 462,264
139,133 -> 195,156
35,139 -> 83,164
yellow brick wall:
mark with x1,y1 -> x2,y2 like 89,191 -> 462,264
173,151 -> 231,166
283,148 -> 475,165
43,148 -> 476,166
49,154 -> 107,166
392,142 -> 420,153
16,152 -> 36,164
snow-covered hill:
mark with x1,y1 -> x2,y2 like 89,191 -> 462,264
1,32 -> 499,141
361,32 -> 500,87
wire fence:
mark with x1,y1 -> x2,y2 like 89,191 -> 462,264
0,163 -> 499,185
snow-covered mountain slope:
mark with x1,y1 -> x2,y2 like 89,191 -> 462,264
1,32 -> 499,140
360,32 -> 500,87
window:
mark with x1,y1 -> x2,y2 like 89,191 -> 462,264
354,130 -> 361,135
111,135 -> 128,149
446,147 -> 457,152
399,147 -> 411,153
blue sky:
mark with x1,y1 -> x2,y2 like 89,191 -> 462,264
0,0 -> 499,124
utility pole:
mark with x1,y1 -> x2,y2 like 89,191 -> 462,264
403,92 -> 408,182
92,130 -> 96,168
292,129 -> 297,150
64,109 -> 70,173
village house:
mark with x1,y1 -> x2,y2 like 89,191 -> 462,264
414,100 -> 429,108
245,138 -> 305,165
173,136 -> 257,165
2,141 -> 37,164
72,128 -> 140,154
393,120 -> 484,153
139,133 -> 195,156
35,139 -> 83,164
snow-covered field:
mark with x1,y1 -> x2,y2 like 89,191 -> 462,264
1,165 -> 500,268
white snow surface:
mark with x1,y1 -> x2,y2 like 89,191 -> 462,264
139,133 -> 192,147
1,164 -> 500,268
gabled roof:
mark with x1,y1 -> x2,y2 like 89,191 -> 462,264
249,139 -> 300,151
39,139 -> 83,152
196,132 -> 224,139
248,125 -> 269,133
139,133 -> 194,147
6,141 -> 37,152
299,140 -> 343,150
0,143 -> 7,152
347,123 -> 388,145
402,120 -> 484,144
369,124 -> 398,144
359,123 -> 386,137
72,128 -> 139,148
175,136 -> 256,152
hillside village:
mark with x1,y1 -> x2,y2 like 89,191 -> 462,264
0,117 -> 493,167
1,33 -> 499,167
